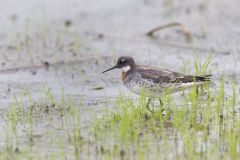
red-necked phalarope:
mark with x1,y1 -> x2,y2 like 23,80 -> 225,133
103,56 -> 211,108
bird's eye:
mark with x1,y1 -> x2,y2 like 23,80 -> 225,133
120,59 -> 126,64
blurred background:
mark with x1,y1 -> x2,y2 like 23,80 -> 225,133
1,0 -> 239,67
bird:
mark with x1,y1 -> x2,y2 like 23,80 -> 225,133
102,56 -> 211,109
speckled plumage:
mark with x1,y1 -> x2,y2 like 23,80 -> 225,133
122,65 -> 211,97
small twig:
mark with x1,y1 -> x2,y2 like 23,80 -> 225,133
146,22 -> 193,41
0,56 -> 112,74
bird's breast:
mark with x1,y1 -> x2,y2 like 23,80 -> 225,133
123,73 -> 156,95
121,72 -> 128,82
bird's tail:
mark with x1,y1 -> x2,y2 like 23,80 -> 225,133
194,74 -> 212,82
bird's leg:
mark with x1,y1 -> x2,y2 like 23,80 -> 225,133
196,85 -> 204,98
159,98 -> 165,115
159,98 -> 163,106
196,86 -> 199,96
146,98 -> 153,112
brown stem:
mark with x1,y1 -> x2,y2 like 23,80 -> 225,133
146,22 -> 193,41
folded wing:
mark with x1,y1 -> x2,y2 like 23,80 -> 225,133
136,66 -> 211,84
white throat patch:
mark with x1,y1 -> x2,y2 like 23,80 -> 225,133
121,66 -> 131,72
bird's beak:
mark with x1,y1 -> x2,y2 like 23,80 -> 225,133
102,65 -> 117,73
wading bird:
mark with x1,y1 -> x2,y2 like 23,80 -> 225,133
103,56 -> 211,109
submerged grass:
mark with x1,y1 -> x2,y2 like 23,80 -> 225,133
92,79 -> 240,159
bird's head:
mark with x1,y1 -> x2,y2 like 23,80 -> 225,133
102,56 -> 135,73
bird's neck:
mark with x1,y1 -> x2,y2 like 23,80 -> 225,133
121,66 -> 132,82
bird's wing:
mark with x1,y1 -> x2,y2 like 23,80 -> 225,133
136,67 -> 184,83
136,66 -> 211,83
